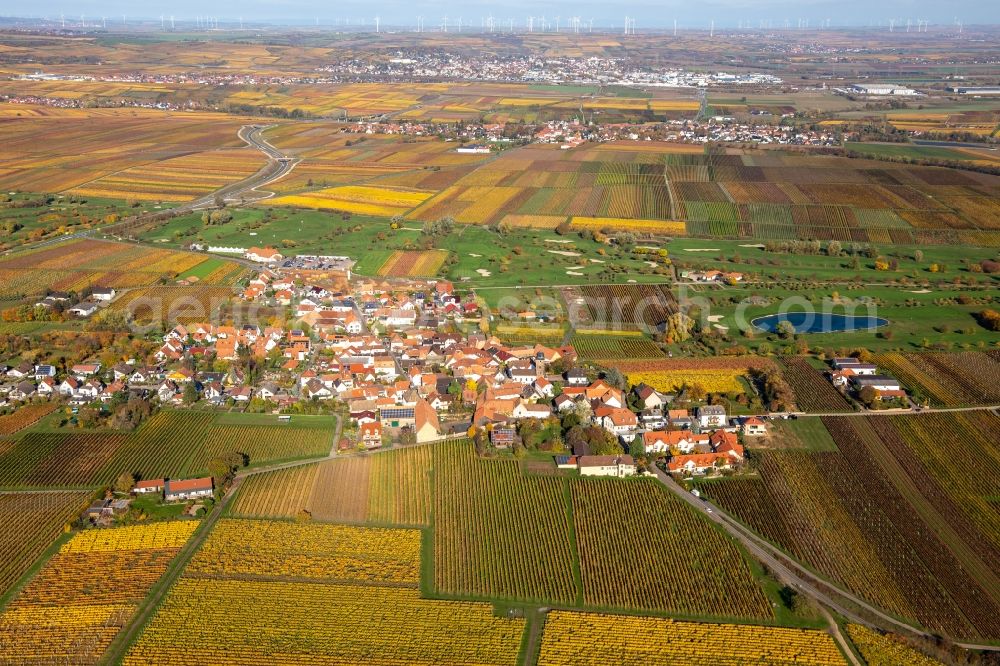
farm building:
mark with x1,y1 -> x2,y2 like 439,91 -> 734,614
164,477 -> 214,501
849,83 -> 918,96
831,358 -> 878,375
947,86 -> 1000,95
246,247 -> 284,264
555,455 -> 579,469
69,303 -> 99,317
851,375 -> 902,392
134,479 -> 165,494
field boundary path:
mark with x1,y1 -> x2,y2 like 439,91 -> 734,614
821,607 -> 863,666
775,404 -> 1000,418
648,464 -> 1000,652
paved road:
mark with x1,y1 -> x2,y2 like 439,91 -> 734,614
649,465 -> 1000,652
185,125 -> 299,209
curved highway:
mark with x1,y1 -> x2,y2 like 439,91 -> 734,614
184,124 -> 299,210
6,124 -> 299,255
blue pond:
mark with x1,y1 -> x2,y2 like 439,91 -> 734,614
752,312 -> 889,334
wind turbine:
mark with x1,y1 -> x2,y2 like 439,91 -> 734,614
375,16 -> 380,32
441,15 -> 448,32
170,15 -> 174,30
710,19 -> 714,38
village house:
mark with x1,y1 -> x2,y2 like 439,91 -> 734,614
633,383 -> 670,411
579,455 -> 637,478
642,430 -> 711,455
564,368 -> 589,386
359,421 -> 383,449
596,407 -> 638,438
697,405 -> 727,430
511,399 -> 553,420
71,363 -> 101,378
91,287 -> 116,301
668,452 -> 734,476
414,398 -> 441,443
738,416 -> 768,437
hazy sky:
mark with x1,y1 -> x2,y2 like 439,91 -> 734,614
7,0 -> 996,27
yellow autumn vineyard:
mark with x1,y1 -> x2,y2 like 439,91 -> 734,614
124,580 -> 524,665
845,625 -> 946,666
268,185 -> 433,216
609,357 -> 777,395
571,216 -> 687,235
124,520 -> 525,665
59,520 -> 198,553
625,369 -> 746,394
187,519 -> 421,585
377,249 -> 450,277
537,611 -> 848,665
0,521 -> 198,663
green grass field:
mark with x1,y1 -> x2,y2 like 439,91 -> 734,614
0,194 -> 149,250
845,142 -> 982,162
693,283 -> 998,352
771,418 -> 840,452
139,207 -> 672,288
671,237 -> 1000,283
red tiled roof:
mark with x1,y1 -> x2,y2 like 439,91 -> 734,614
165,477 -> 213,493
